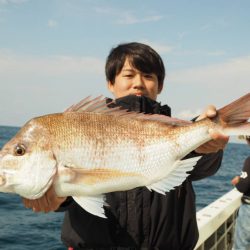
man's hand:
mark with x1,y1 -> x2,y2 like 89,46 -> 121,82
195,105 -> 229,154
231,176 -> 240,186
22,185 -> 67,213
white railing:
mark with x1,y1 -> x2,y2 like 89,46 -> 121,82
195,189 -> 242,250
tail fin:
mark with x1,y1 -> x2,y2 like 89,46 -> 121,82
217,93 -> 250,136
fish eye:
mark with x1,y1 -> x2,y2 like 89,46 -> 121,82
14,144 -> 26,156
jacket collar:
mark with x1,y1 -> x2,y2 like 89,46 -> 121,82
106,95 -> 171,116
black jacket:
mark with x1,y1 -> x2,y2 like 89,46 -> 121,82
59,95 -> 223,250
236,156 -> 250,196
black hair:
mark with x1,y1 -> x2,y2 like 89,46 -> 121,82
105,42 -> 165,89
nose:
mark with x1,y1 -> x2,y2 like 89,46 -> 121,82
132,74 -> 145,88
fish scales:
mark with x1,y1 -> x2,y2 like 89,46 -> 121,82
36,112 -> 175,176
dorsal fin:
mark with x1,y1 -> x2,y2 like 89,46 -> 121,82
64,95 -> 112,113
64,96 -> 192,126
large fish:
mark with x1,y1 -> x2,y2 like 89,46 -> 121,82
0,94 -> 250,217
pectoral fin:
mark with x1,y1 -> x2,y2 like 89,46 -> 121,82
63,164 -> 140,185
72,195 -> 108,218
147,156 -> 202,194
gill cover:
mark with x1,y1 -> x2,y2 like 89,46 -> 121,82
13,150 -> 57,199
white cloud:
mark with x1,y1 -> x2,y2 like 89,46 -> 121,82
200,24 -> 211,31
174,49 -> 226,57
200,18 -> 228,32
0,0 -> 28,4
48,19 -> 58,28
206,50 -> 226,56
140,40 -> 174,54
177,31 -> 189,40
94,6 -> 163,25
0,51 -> 104,75
118,13 -> 163,24
94,6 -> 114,14
94,5 -> 163,25
169,56 -> 250,87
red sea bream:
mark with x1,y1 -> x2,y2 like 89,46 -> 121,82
0,94 -> 249,217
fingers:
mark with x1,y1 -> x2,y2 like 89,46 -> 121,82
195,141 -> 226,154
195,132 -> 229,154
195,105 -> 229,153
205,105 -> 217,118
195,140 -> 220,154
231,176 -> 240,186
209,129 -> 229,141
209,129 -> 229,149
196,105 -> 217,121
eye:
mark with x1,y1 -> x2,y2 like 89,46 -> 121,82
124,74 -> 133,78
144,74 -> 153,79
14,144 -> 26,156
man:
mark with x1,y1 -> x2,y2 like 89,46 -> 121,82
232,136 -> 250,250
23,42 -> 229,249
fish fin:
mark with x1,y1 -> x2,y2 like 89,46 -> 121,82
216,93 -> 250,136
147,156 -> 202,194
64,95 -> 114,113
218,93 -> 250,125
64,96 -> 191,126
63,165 -> 140,185
72,195 -> 108,218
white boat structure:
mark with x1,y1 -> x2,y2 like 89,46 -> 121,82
195,188 -> 242,250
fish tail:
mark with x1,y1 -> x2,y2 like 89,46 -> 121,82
217,93 -> 250,136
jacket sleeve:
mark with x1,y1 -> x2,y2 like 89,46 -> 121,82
187,150 -> 223,181
56,197 -> 74,212
235,157 -> 250,194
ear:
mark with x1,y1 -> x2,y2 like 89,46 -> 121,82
158,83 -> 163,94
107,81 -> 114,94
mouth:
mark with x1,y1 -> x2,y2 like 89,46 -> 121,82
134,92 -> 145,96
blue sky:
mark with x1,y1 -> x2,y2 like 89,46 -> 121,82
0,0 -> 249,143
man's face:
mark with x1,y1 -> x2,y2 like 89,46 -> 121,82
108,58 -> 162,101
